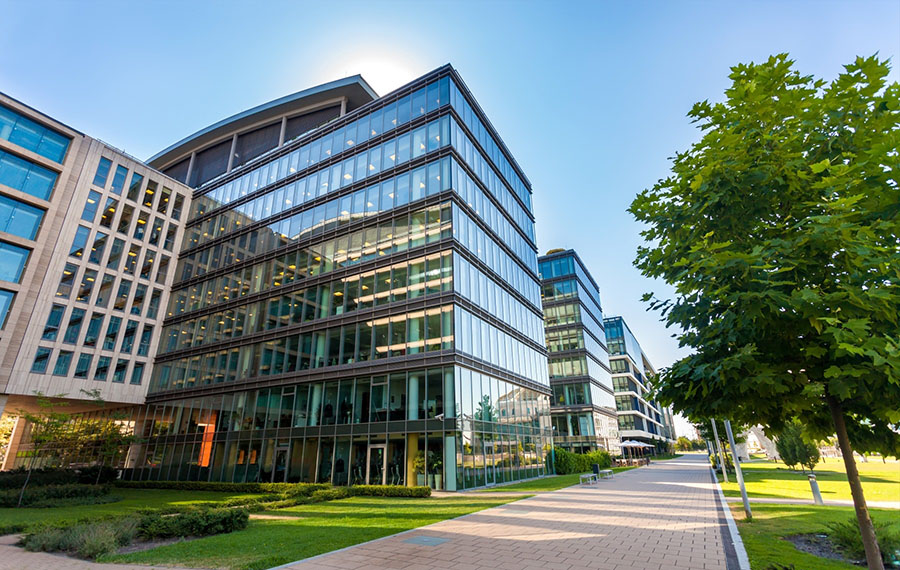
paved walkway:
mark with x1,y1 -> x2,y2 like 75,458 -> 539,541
0,534 -> 192,570
280,454 -> 733,570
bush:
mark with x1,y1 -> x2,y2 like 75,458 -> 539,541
311,487 -> 351,501
349,485 -> 431,498
827,517 -> 900,563
0,466 -> 117,489
21,518 -> 138,560
776,421 -> 820,472
138,508 -> 248,539
553,448 -> 612,475
0,484 -> 111,507
115,480 -> 329,494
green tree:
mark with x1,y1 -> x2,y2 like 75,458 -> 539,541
775,421 -> 821,472
676,436 -> 693,451
15,392 -> 71,507
630,54 -> 899,569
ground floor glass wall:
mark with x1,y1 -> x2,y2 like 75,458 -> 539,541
122,365 -> 552,490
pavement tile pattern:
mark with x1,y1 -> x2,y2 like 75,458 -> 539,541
283,454 -> 730,570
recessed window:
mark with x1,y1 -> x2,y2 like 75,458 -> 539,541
0,194 -> 44,240
117,204 -> 134,234
88,232 -> 108,264
81,190 -> 102,223
0,149 -> 58,200
63,308 -> 86,344
94,356 -> 111,381
130,362 -> 144,385
52,350 -> 73,376
0,241 -> 29,282
95,274 -> 115,307
0,289 -> 12,329
31,346 -> 52,373
93,157 -> 112,188
120,319 -> 138,353
110,165 -> 128,195
103,316 -> 122,350
69,226 -> 90,258
0,104 -> 70,162
112,359 -> 128,383
56,263 -> 78,299
99,197 -> 118,228
113,280 -> 131,311
74,353 -> 92,378
42,303 -> 65,340
142,180 -> 157,209
83,313 -> 104,347
76,268 -> 98,302
126,172 -> 143,202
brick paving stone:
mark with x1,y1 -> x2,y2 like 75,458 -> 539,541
279,454 -> 729,569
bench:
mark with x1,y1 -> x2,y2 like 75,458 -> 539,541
598,469 -> 613,479
580,473 -> 598,485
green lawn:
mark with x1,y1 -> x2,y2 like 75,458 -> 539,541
731,502 -> 900,569
104,495 -> 522,570
476,467 -> 636,492
0,488 -> 267,530
717,458 -> 900,502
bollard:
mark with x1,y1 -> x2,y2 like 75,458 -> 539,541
808,473 -> 824,505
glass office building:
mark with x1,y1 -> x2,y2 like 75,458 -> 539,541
539,250 -> 618,454
604,316 -> 675,446
118,65 -> 552,489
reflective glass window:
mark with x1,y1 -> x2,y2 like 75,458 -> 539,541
0,194 -> 43,239
0,289 -> 11,329
69,225 -> 90,258
0,105 -> 69,162
56,263 -> 77,299
94,356 -> 111,381
76,268 -> 97,302
83,313 -> 103,347
42,304 -> 65,340
110,165 -> 128,195
53,350 -> 73,376
74,353 -> 92,378
95,274 -> 115,307
103,316 -> 122,350
88,231 -> 108,264
81,190 -> 101,222
0,149 -> 57,199
112,359 -> 128,383
31,346 -> 52,372
0,241 -> 29,282
93,157 -> 112,187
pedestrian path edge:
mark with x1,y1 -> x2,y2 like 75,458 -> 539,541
710,466 -> 751,570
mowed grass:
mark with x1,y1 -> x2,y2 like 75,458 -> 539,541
717,457 -> 900,502
476,466 -> 636,492
104,495 -> 523,570
0,488 -> 267,530
730,502 -> 900,569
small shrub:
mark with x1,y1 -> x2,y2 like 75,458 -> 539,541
553,448 -> 612,474
138,508 -> 248,539
0,466 -> 117,489
76,525 -> 119,560
827,517 -> 900,563
21,518 -> 138,560
311,487 -> 351,501
115,480 -> 329,494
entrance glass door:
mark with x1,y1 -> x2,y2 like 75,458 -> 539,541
272,447 -> 288,482
366,444 -> 386,485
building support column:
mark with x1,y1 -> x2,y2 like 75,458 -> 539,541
406,433 -> 418,487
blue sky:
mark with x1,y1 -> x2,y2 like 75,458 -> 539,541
3,1 -> 898,380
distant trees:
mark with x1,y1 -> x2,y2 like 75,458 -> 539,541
775,422 -> 821,472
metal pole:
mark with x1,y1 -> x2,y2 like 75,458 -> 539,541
808,473 -> 824,505
711,420 -> 728,483
724,419 -> 752,520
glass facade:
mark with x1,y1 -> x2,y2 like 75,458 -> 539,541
129,67 -> 550,489
539,250 -> 618,454
0,104 -> 70,162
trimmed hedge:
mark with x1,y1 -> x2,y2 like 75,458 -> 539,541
553,447 -> 612,475
114,480 -> 329,494
138,508 -> 249,539
0,466 -> 117,489
350,485 -> 431,498
0,484 -> 112,507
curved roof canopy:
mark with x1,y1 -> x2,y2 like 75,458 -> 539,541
147,75 -> 377,170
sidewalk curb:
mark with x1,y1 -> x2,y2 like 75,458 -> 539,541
711,467 -> 751,570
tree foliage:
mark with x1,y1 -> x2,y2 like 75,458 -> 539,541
630,53 -> 900,454
775,421 -> 821,472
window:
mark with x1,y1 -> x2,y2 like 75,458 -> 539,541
120,319 -> 138,353
139,250 -> 154,279
88,232 -> 108,264
123,244 -> 139,274
171,194 -> 184,220
83,313 -> 103,347
106,238 -> 125,269
31,346 -> 52,372
157,186 -> 171,214
0,104 -> 70,162
112,359 -> 128,383
142,180 -> 157,209
148,217 -> 163,245
155,255 -> 169,284
81,190 -> 101,223
0,195 -> 43,240
94,356 -> 111,381
117,204 -> 134,234
95,274 -> 115,307
42,304 -> 65,340
137,324 -> 153,356
110,165 -> 128,195
126,172 -> 143,201
0,241 -> 29,282
103,316 -> 122,350
93,157 -> 112,187
0,149 -> 57,199
74,353 -> 92,378
114,280 -> 131,310
53,350 -> 73,376
69,226 -> 90,258
133,210 -> 149,240
56,263 -> 77,298
76,268 -> 97,302
130,362 -> 144,385
99,197 -> 117,228
163,225 -> 176,250
146,288 -> 161,319
0,289 -> 12,328
131,283 -> 147,315
63,307 -> 86,344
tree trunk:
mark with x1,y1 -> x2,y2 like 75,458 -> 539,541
17,455 -> 36,508
827,395 -> 883,570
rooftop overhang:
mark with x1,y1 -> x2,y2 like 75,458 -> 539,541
147,75 -> 377,170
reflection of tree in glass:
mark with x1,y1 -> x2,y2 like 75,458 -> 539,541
475,395 -> 495,422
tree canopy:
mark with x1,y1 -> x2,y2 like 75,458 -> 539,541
630,54 -> 899,454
